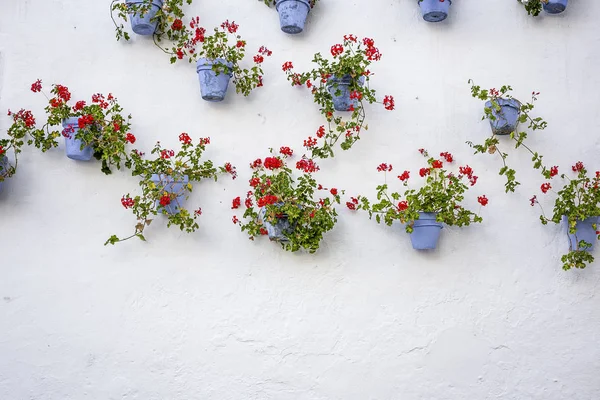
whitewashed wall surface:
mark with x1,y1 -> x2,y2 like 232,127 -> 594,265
1,0 -> 600,399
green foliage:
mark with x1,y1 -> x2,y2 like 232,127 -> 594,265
106,136 -> 236,245
235,150 -> 341,253
468,79 -> 549,193
352,150 -> 485,233
535,164 -> 600,270
518,0 -> 546,16
282,35 -> 394,159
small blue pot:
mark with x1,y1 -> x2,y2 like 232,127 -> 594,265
418,0 -> 451,23
0,156 -> 9,193
485,98 -> 521,136
151,174 -> 189,215
259,205 -> 296,242
126,0 -> 163,36
327,75 -> 365,112
196,58 -> 233,102
62,117 -> 93,161
543,0 -> 568,14
275,0 -> 311,34
409,212 -> 443,250
564,216 -> 598,252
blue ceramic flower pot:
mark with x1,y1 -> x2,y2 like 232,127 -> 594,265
62,117 -> 93,161
151,174 -> 189,215
275,0 -> 311,34
126,0 -> 163,35
485,98 -> 521,136
327,75 -> 365,112
543,0 -> 568,14
0,156 -> 9,193
196,58 -> 233,102
259,205 -> 295,242
418,0 -> 451,22
409,212 -> 443,250
564,216 -> 598,252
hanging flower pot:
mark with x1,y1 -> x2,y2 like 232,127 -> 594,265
125,0 -> 163,36
259,205 -> 296,242
409,212 -> 443,250
196,58 -> 234,102
485,98 -> 521,136
62,117 -> 93,161
151,174 -> 190,215
327,75 -> 365,112
418,0 -> 451,22
564,216 -> 598,252
275,0 -> 311,34
543,0 -> 568,14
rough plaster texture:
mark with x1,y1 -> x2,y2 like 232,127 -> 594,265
1,0 -> 600,399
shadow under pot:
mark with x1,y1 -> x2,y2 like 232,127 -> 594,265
196,58 -> 234,102
259,205 -> 297,242
275,0 -> 311,34
151,174 -> 190,215
62,117 -> 94,161
408,212 -> 443,250
563,216 -> 599,252
485,98 -> 521,136
327,75 -> 365,112
544,0 -> 568,14
418,0 -> 451,23
125,0 -> 163,35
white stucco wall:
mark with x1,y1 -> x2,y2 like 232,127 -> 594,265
1,0 -> 600,398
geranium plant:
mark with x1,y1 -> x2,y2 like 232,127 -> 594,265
349,149 -> 487,241
233,147 -> 342,253
468,80 -> 550,193
111,0 -> 193,41
282,35 -> 395,159
531,162 -> 600,270
19,80 -> 135,175
518,0 -> 549,16
0,109 -> 34,185
106,134 -> 237,244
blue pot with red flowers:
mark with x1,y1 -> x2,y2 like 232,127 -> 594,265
409,212 -> 443,250
485,98 -> 521,136
62,117 -> 93,161
126,0 -> 163,35
152,174 -> 189,215
275,0 -> 311,34
196,58 -> 233,102
259,204 -> 296,242
564,216 -> 599,252
418,0 -> 451,22
543,0 -> 568,14
327,75 -> 365,112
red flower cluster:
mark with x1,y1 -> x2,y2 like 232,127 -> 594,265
55,85 -> 71,102
296,158 -> 319,173
159,194 -> 172,207
550,166 -> 558,177
171,19 -> 183,30
73,101 -> 86,111
397,201 -> 408,211
458,165 -> 478,186
330,188 -> 338,196
440,152 -> 453,163
346,196 -> 359,210
349,91 -> 363,100
160,149 -> 175,159
31,79 -> 42,93
344,34 -> 357,43
121,196 -> 134,209
489,88 -> 500,97
250,158 -> 262,169
249,177 -> 260,187
91,93 -> 109,109
179,132 -> 192,145
383,95 -> 395,111
303,137 -> 318,148
377,163 -> 392,172
398,171 -> 410,181
194,208 -> 202,216
78,114 -> 94,129
232,196 -> 241,209
8,109 -> 36,128
363,37 -> 381,61
221,20 -> 239,34
419,168 -> 430,177
232,216 -> 239,224
50,98 -> 63,108
282,61 -> 293,72
125,133 -> 136,144
264,157 -> 283,170
432,160 -> 443,169
224,162 -> 237,179
257,195 -> 278,207
330,44 -> 344,57
199,137 -> 210,146
541,183 -> 551,193
279,146 -> 293,157
0,146 -> 4,156
236,40 -> 245,48
477,195 -> 489,206
316,125 -> 326,138
572,161 -> 584,172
